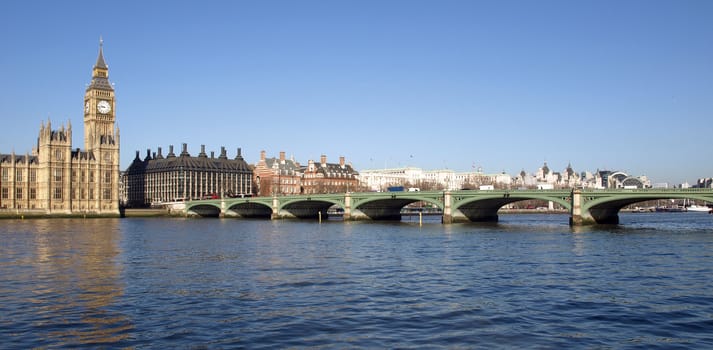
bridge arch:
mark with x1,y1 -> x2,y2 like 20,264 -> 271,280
451,191 -> 572,222
226,202 -> 273,218
352,193 -> 444,221
278,198 -> 344,219
185,203 -> 222,217
582,190 -> 713,224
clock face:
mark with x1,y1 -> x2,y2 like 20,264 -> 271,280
97,100 -> 111,114
85,101 -> 90,113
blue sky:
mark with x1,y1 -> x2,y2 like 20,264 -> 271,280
1,0 -> 711,185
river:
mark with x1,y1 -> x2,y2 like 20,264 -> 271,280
1,213 -> 712,348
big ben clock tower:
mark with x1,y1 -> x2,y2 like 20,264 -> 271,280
84,38 -> 117,151
83,38 -> 120,214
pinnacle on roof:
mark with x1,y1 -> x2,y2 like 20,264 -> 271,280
95,37 -> 108,69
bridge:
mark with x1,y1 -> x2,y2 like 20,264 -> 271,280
183,188 -> 713,225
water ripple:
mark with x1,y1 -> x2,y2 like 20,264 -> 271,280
2,216 -> 713,348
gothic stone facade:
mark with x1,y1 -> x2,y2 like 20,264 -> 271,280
0,42 -> 120,215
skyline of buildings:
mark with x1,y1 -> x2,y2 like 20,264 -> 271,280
1,41 -> 710,213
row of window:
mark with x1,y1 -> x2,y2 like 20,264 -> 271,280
1,168 -> 112,183
1,188 -> 36,200
1,168 -> 37,182
302,180 -> 357,186
1,187 -> 112,201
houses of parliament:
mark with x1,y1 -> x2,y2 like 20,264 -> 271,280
0,41 -> 120,215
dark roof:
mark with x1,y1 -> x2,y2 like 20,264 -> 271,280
95,41 -> 108,69
88,75 -> 113,91
303,162 -> 359,177
125,150 -> 252,175
87,40 -> 113,92
264,157 -> 302,175
72,149 -> 95,161
0,154 -> 39,165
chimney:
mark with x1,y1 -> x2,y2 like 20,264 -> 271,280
339,156 -> 345,167
219,146 -> 227,159
280,151 -> 286,162
199,144 -> 207,157
167,145 -> 175,157
236,147 -> 243,160
135,150 -> 140,160
321,154 -> 327,164
157,147 -> 162,157
260,150 -> 266,161
181,143 -> 189,156
145,149 -> 152,160
211,151 -> 215,159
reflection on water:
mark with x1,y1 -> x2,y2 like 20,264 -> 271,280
0,219 -> 131,348
1,214 -> 713,348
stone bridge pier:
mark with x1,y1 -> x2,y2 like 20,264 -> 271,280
570,189 -> 593,225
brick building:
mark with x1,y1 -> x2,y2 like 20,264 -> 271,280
253,152 -> 360,196
301,155 -> 360,194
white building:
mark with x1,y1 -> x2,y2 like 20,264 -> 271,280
359,167 -> 423,191
359,167 -> 512,191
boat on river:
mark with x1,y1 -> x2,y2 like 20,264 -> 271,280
686,205 -> 711,213
655,206 -> 686,213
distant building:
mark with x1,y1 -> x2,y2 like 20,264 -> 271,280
122,144 -> 252,207
584,170 -> 650,189
253,152 -> 359,196
253,151 -> 302,196
695,178 -> 712,188
359,167 -> 511,191
301,155 -> 360,194
0,41 -> 120,215
359,167 -> 423,191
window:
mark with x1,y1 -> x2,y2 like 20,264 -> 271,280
30,188 -> 36,200
104,171 -> 111,184
16,187 -> 22,199
15,169 -> 23,182
103,188 -> 111,200
54,169 -> 62,182
1,187 -> 8,199
53,187 -> 62,200
1,168 -> 7,181
81,171 -> 86,182
72,170 -> 77,182
90,171 -> 95,183
55,150 -> 62,160
29,169 -> 36,182
89,189 -> 94,200
81,189 -> 86,200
